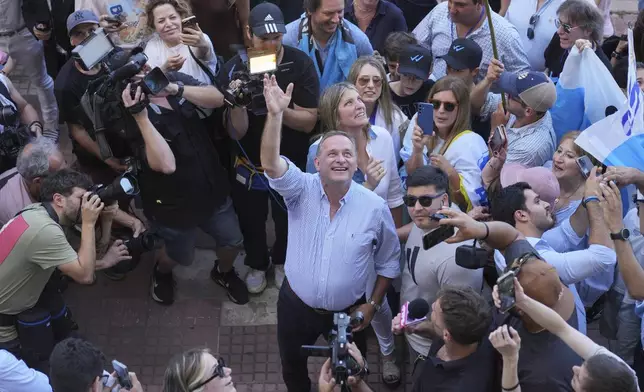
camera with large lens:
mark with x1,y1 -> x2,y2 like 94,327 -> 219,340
301,312 -> 365,391
0,101 -> 31,171
110,229 -> 164,274
89,172 -> 140,205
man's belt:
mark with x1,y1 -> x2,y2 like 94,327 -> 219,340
283,278 -> 366,315
0,26 -> 27,37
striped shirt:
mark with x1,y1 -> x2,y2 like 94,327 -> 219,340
482,95 -> 556,168
266,158 -> 401,310
412,2 -> 530,83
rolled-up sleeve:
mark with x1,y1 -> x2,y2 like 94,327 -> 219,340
374,206 -> 402,279
266,157 -> 311,206
535,240 -> 616,285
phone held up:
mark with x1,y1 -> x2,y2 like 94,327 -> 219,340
112,360 -> 133,389
496,271 -> 516,313
417,102 -> 434,136
181,16 -> 198,29
576,156 -> 594,179
489,125 -> 507,152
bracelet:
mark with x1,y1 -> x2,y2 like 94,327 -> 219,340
29,120 -> 43,132
582,195 -> 600,208
480,222 -> 489,241
502,382 -> 520,391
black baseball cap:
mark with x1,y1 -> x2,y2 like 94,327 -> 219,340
249,2 -> 287,36
441,38 -> 483,71
397,44 -> 432,80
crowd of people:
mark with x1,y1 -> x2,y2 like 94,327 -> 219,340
1,0 -> 644,391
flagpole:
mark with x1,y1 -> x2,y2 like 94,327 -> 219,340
483,0 -> 507,111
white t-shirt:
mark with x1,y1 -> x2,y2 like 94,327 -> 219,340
505,0 -> 565,71
401,114 -> 489,208
0,350 -> 52,392
373,105 -> 406,165
144,33 -> 217,85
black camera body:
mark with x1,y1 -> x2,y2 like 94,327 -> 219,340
301,312 -> 365,391
225,69 -> 268,115
455,240 -> 490,270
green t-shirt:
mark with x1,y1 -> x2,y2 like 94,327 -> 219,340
0,204 -> 77,342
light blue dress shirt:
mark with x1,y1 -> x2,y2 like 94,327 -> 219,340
0,350 -> 52,392
266,158 -> 401,311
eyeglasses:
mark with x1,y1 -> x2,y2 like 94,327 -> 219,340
356,76 -> 383,87
429,100 -> 458,112
402,192 -> 445,207
189,357 -> 227,391
507,94 -> 527,107
527,14 -> 539,40
554,19 -> 580,34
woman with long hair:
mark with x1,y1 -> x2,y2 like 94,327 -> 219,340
163,348 -> 235,392
305,81 -> 404,385
348,56 -> 407,164
144,0 -> 217,84
403,76 -> 489,210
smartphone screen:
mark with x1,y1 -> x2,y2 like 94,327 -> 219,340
181,16 -> 197,29
417,102 -> 434,135
249,52 -> 277,74
143,67 -> 169,95
112,360 -> 133,389
490,125 -> 506,152
497,272 -> 516,313
576,156 -> 593,179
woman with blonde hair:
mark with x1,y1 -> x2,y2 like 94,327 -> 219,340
305,81 -> 404,385
402,76 -> 489,210
348,56 -> 406,163
163,348 -> 235,392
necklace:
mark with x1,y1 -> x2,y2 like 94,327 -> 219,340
555,181 -> 583,210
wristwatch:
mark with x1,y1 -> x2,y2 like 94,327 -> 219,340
175,81 -> 185,98
610,228 -> 631,241
368,299 -> 381,312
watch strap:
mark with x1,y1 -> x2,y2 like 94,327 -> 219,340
369,299 -> 381,312
610,228 -> 629,240
176,81 -> 185,98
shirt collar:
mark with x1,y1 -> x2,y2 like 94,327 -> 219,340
318,177 -> 356,205
368,126 -> 377,140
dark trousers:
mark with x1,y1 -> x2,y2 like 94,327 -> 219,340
277,279 -> 367,392
231,179 -> 287,270
634,341 -> 644,391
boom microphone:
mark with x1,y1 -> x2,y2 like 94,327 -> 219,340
408,298 -> 430,320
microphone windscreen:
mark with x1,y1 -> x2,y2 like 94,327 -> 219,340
408,298 -> 430,319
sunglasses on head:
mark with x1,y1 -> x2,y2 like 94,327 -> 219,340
554,19 -> 578,34
428,100 -> 458,112
189,357 -> 227,391
527,14 -> 539,40
402,192 -> 445,207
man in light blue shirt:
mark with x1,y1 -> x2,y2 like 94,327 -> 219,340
282,0 -> 373,91
0,350 -> 52,392
260,75 -> 400,392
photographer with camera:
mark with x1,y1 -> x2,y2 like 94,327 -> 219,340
50,338 -> 144,392
260,74 -> 400,392
0,169 -> 126,367
220,2 -> 319,294
54,10 -> 133,180
0,64 -> 45,172
119,56 -> 248,306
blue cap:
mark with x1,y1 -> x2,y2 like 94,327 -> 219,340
498,71 -> 556,112
67,10 -> 100,35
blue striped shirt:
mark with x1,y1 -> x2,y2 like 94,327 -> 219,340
266,158 -> 401,310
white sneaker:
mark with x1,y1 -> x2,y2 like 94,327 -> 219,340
274,265 -> 285,289
245,269 -> 267,294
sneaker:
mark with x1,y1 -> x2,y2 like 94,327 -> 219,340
245,269 -> 267,294
151,264 -> 175,305
274,265 -> 285,289
211,262 -> 249,305
381,356 -> 401,386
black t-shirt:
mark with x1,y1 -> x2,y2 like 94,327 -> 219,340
412,337 -> 500,392
54,59 -> 130,167
138,72 -> 230,228
391,80 -> 434,119
217,46 -> 319,169
544,33 -> 612,80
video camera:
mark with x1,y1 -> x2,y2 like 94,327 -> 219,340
224,49 -> 291,116
0,103 -> 32,170
301,312 -> 365,391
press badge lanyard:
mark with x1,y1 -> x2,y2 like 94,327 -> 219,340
451,7 -> 485,41
369,103 -> 378,125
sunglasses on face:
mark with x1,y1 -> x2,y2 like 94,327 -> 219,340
357,76 -> 383,87
527,14 -> 539,40
189,357 -> 227,391
428,100 -> 458,112
554,19 -> 578,34
403,192 -> 446,207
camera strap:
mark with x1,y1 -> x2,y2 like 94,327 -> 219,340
14,203 -> 59,224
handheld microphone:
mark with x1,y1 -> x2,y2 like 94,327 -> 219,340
400,298 -> 429,328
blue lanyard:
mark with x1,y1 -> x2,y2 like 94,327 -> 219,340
451,7 -> 485,41
533,0 -> 555,19
369,103 -> 378,125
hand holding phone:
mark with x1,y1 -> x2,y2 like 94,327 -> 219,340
182,16 -> 198,29
417,102 -> 434,136
576,156 -> 594,179
112,360 -> 133,389
489,125 -> 507,153
496,271 -> 516,313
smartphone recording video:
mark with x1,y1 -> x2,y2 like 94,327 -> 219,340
576,156 -> 594,179
142,67 -> 170,95
248,50 -> 277,75
112,360 -> 133,389
490,125 -> 507,152
496,271 -> 516,313
181,16 -> 197,29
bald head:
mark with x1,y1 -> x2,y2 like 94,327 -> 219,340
16,138 -> 65,181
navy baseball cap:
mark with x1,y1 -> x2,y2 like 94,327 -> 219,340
498,71 -> 557,112
249,2 -> 287,36
397,44 -> 432,80
441,38 -> 483,71
67,10 -> 99,35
